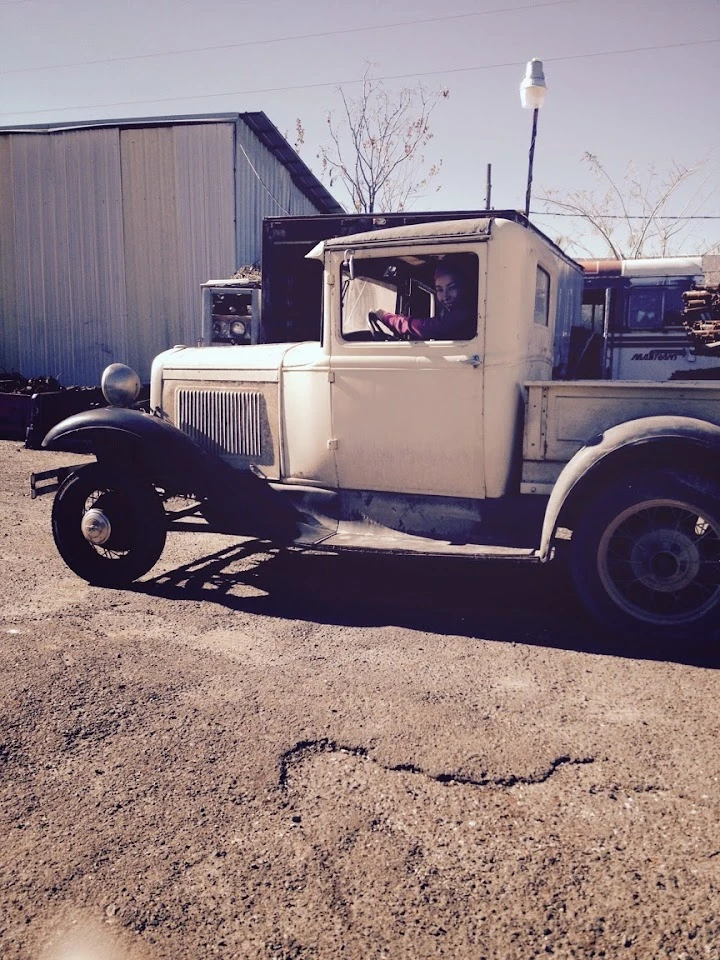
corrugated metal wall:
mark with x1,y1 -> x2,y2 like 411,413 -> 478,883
0,135 -> 20,379
235,120 -> 320,268
0,127 -> 128,386
120,122 -> 236,376
0,118 -> 326,385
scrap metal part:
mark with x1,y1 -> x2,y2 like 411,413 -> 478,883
682,284 -> 720,356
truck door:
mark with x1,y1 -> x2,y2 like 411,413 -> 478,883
328,248 -> 486,500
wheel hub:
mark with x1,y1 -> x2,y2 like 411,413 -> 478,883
81,507 -> 112,545
630,528 -> 700,593
598,496 -> 720,625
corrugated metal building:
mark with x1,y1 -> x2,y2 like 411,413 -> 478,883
0,113 -> 342,385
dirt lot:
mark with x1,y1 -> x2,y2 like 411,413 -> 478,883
1,439 -> 719,959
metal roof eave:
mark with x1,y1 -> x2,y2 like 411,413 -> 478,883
0,110 -> 344,215
238,112 -> 343,215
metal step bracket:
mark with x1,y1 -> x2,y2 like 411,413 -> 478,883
29,466 -> 72,499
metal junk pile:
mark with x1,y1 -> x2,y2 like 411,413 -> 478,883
682,285 -> 720,356
0,370 -> 105,447
682,256 -> 720,357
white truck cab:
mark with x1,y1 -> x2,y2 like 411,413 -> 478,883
154,217 -> 580,500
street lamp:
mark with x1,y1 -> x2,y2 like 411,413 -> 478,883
520,58 -> 547,218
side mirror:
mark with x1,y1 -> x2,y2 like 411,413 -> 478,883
343,249 -> 355,281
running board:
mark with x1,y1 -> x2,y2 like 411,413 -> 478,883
312,523 -> 540,561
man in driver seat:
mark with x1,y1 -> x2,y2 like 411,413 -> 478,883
371,260 -> 476,340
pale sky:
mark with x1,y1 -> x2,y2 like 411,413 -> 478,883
1,0 -> 719,256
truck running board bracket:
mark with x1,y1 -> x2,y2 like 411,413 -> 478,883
30,466 -> 73,499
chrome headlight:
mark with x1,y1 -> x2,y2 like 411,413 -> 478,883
101,363 -> 141,407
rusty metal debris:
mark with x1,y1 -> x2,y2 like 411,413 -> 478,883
682,284 -> 720,356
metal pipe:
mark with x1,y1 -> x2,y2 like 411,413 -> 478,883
524,107 -> 539,218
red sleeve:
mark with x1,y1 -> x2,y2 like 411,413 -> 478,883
381,313 -> 452,340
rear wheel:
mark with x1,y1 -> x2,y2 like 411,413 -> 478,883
570,470 -> 720,638
51,463 -> 167,587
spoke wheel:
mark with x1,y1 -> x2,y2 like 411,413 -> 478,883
571,471 -> 720,637
51,463 -> 167,587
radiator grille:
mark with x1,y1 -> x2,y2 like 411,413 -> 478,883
175,388 -> 263,457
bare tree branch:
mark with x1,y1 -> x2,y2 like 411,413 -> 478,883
539,154 -> 719,259
313,64 -> 449,213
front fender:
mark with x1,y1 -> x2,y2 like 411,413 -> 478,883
42,407 -> 220,495
539,415 -> 720,561
42,407 -> 300,540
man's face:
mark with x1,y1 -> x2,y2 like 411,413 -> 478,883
435,271 -> 461,310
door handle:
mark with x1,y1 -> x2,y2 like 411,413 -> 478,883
455,354 -> 482,368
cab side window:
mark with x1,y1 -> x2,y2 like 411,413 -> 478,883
341,253 -> 478,342
626,283 -> 687,330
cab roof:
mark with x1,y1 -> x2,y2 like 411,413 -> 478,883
307,218 -> 493,259
306,214 -> 579,269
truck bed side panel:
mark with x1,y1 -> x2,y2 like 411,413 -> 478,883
522,381 -> 720,491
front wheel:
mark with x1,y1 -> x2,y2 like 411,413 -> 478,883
51,463 -> 167,587
570,470 -> 720,638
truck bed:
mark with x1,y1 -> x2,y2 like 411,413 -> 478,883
521,380 -> 720,494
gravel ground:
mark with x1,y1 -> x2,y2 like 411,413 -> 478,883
1,440 -> 719,959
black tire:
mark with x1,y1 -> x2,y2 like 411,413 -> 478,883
51,463 -> 167,587
570,470 -> 720,638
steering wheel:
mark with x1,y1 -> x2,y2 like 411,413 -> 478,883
368,310 -> 401,341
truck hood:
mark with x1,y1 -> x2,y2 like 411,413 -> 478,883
150,342 -> 323,480
150,342 -> 316,407
153,342 -> 300,377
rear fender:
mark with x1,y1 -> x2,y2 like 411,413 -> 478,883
539,415 -> 720,561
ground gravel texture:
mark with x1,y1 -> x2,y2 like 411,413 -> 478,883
0,440 -> 719,959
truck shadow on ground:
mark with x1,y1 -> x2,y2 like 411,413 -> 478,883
134,537 -> 719,668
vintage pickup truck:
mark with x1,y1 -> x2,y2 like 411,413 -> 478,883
33,215 -> 720,639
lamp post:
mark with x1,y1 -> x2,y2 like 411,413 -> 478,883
520,58 -> 547,218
